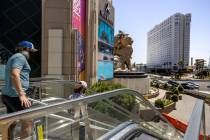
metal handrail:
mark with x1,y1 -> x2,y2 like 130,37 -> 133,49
0,89 -> 133,121
0,88 -> 121,121
0,88 -> 172,126
29,97 -> 114,129
184,99 -> 205,140
0,88 -> 183,140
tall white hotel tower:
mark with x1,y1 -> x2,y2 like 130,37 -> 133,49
147,13 -> 191,70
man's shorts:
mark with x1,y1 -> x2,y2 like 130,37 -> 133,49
1,95 -> 28,113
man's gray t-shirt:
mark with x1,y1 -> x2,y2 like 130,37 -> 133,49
2,53 -> 31,97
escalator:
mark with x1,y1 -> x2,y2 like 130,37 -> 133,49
0,80 -> 206,140
98,121 -> 161,140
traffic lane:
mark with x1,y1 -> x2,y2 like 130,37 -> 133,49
174,80 -> 210,92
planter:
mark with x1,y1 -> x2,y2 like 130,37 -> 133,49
144,92 -> 159,99
159,102 -> 176,113
138,102 -> 176,121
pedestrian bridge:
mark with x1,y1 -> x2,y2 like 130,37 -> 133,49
0,80 -> 208,140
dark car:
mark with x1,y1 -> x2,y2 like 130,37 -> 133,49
168,80 -> 179,87
181,83 -> 194,90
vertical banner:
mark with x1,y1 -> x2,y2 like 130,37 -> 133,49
98,1 -> 114,80
72,0 -> 86,80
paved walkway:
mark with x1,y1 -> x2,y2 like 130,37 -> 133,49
169,94 -> 210,135
147,88 -> 210,135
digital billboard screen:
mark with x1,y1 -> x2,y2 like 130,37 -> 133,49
98,18 -> 114,46
98,19 -> 114,80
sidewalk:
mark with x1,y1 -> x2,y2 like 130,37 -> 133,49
169,94 -> 210,135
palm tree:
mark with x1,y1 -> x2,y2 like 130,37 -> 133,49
178,60 -> 184,72
177,60 -> 184,79
195,59 -> 205,79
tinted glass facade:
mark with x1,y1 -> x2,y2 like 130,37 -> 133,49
0,0 -> 41,77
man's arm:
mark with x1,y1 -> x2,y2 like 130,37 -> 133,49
11,68 -> 31,108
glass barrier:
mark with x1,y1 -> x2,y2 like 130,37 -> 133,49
0,80 -> 77,116
183,99 -> 207,140
0,81 -> 183,140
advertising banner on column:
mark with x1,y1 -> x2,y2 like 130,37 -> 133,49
98,1 -> 114,80
72,0 -> 86,80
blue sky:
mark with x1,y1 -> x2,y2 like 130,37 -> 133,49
113,0 -> 210,65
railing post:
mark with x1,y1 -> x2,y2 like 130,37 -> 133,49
81,104 -> 93,140
1,123 -> 9,140
202,103 -> 206,140
72,105 -> 80,140
39,85 -> 42,101
1,121 -> 16,140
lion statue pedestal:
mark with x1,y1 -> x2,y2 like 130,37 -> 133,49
113,31 -> 149,95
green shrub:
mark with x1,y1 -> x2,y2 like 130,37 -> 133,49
90,82 -> 125,93
90,82 -> 110,93
88,82 -> 135,111
178,85 -> 184,93
110,83 -> 126,90
163,83 -> 168,89
89,102 -> 108,113
155,83 -> 160,88
173,89 -> 179,95
111,94 -> 136,111
171,94 -> 178,102
155,99 -> 164,109
150,81 -> 154,86
163,99 -> 173,106
150,81 -> 157,87
170,86 -> 176,92
155,99 -> 173,108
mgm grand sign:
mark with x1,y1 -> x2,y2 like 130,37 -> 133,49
99,0 -> 114,26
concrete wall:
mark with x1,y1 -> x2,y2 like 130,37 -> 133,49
113,78 -> 150,95
42,0 -> 73,80
48,29 -> 63,75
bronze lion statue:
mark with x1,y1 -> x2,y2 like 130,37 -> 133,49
114,31 -> 133,71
